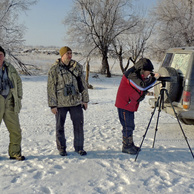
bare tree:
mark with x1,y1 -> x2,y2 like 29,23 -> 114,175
0,0 -> 37,49
64,0 -> 139,77
0,0 -> 37,74
150,0 -> 194,57
112,19 -> 154,73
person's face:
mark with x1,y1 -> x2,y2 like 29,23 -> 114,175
143,70 -> 151,78
0,51 -> 5,67
61,51 -> 72,64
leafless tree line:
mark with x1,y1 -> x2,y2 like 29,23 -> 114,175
150,0 -> 194,60
64,0 -> 194,76
1,0 -> 194,76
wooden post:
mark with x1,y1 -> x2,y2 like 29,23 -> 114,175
86,59 -> 90,85
85,59 -> 93,89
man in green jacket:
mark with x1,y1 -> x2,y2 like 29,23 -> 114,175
0,46 -> 25,161
47,46 -> 89,156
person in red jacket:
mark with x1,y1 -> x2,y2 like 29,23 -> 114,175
115,58 -> 160,155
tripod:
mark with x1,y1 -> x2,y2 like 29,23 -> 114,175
135,80 -> 194,161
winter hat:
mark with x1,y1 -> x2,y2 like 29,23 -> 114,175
0,46 -> 5,56
135,58 -> 154,72
59,46 -> 72,57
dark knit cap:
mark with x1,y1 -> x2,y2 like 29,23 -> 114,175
135,58 -> 154,72
0,46 -> 5,56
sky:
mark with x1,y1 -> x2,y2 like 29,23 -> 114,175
19,0 -> 158,47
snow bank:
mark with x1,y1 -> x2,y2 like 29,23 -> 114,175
0,52 -> 193,194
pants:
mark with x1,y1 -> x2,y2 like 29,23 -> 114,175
55,105 -> 84,152
118,108 -> 135,137
0,93 -> 22,157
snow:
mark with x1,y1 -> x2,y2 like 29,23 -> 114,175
0,52 -> 194,194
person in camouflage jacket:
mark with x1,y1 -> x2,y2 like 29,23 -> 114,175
47,46 -> 89,156
0,46 -> 25,161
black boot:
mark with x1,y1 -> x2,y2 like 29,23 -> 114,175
122,136 -> 140,155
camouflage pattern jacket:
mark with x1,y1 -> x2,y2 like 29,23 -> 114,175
47,59 -> 89,108
4,61 -> 22,113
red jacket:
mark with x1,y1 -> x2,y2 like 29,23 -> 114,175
115,75 -> 143,112
115,67 -> 156,112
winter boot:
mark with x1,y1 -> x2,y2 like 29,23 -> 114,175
59,150 -> 67,156
122,136 -> 140,155
76,150 -> 87,156
10,155 -> 25,161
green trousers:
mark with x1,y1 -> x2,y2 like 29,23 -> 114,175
0,93 -> 22,157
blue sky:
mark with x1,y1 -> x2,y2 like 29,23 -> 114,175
20,0 -> 157,47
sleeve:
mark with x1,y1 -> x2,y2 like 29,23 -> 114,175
129,73 -> 157,91
47,67 -> 58,107
16,70 -> 23,99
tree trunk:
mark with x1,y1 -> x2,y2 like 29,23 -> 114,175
101,53 -> 111,77
116,46 -> 130,73
119,55 -> 124,73
101,55 -> 107,74
86,60 -> 90,85
106,59 -> 111,77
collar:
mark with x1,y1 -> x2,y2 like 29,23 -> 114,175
0,61 -> 6,69
59,59 -> 77,70
0,61 -> 4,69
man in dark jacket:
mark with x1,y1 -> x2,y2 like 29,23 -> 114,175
115,58 -> 160,155
0,46 -> 25,161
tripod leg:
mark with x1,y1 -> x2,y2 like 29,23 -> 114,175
165,90 -> 194,159
135,95 -> 161,162
152,89 -> 164,148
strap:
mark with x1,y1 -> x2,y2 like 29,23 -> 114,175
59,66 -> 67,84
62,62 -> 78,79
59,63 -> 84,93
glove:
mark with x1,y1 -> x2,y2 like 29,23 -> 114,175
137,91 -> 148,102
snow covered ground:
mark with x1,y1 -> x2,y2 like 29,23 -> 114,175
0,52 -> 194,194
